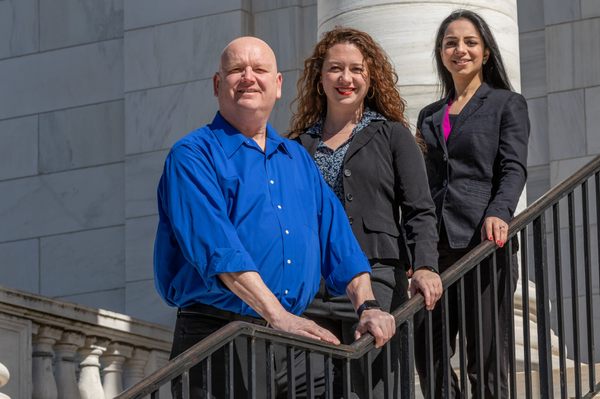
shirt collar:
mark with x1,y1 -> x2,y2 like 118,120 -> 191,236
210,112 -> 292,158
306,107 -> 386,137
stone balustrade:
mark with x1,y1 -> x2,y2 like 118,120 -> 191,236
0,286 -> 172,399
0,361 -> 10,399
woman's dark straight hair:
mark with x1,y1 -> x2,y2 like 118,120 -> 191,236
434,9 -> 513,97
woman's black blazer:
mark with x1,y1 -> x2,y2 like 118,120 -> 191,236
298,120 -> 439,271
417,83 -> 530,249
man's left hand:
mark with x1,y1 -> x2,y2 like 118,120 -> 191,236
354,309 -> 396,348
409,268 -> 443,311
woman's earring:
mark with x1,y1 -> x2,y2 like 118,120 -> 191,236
367,86 -> 375,100
317,82 -> 324,96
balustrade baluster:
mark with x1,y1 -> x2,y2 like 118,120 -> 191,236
55,331 -> 86,399
101,343 -> 133,399
123,348 -> 150,389
32,325 -> 62,399
78,337 -> 109,399
0,361 -> 10,399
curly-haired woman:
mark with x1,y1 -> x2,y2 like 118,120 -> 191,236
290,27 -> 442,397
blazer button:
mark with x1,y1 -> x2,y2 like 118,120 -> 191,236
443,179 -> 448,187
348,216 -> 354,225
344,169 -> 352,177
346,193 -> 353,201
442,154 -> 448,162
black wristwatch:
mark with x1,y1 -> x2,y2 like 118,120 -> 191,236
357,300 -> 381,318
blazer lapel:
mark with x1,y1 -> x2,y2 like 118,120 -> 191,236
430,105 -> 448,154
344,121 -> 380,163
299,133 -> 320,156
449,83 -> 491,141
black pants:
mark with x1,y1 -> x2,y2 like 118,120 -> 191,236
303,261 -> 409,398
413,232 -> 518,399
170,304 -> 328,398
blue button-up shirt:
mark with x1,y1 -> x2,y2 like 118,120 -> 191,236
154,112 -> 370,317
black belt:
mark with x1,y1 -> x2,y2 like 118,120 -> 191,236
177,303 -> 268,326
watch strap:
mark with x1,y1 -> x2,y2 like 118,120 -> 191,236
357,299 -> 381,318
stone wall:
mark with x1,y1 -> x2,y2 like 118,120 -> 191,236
0,0 -> 317,327
517,0 -> 600,362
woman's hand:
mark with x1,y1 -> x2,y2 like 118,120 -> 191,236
481,216 -> 509,247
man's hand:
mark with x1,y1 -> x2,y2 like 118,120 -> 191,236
409,268 -> 443,311
270,312 -> 340,344
354,308 -> 396,348
481,216 -> 509,247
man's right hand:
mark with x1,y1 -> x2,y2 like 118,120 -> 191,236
270,312 -> 340,345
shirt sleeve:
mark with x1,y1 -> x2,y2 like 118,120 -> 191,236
390,123 -> 440,271
158,143 -> 258,278
484,93 -> 530,222
304,151 -> 371,296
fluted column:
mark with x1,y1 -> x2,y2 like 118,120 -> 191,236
317,0 -> 521,121
123,348 -> 149,389
317,0 -> 528,213
32,325 -> 62,399
0,361 -> 10,399
101,343 -> 133,398
78,337 -> 108,399
55,331 -> 86,399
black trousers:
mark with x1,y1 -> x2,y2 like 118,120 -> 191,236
413,232 -> 518,399
170,304 -> 328,398
303,262 -> 409,398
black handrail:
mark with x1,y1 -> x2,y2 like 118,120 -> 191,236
117,155 -> 600,399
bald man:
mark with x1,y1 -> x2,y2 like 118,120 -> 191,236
154,37 -> 395,397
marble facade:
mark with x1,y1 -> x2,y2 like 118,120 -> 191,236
0,0 -> 598,365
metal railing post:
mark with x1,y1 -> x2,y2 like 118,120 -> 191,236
533,213 -> 554,398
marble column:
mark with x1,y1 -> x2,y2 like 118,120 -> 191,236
32,325 -> 62,399
317,0 -> 521,127
55,331 -> 86,399
78,337 -> 108,399
101,342 -> 133,398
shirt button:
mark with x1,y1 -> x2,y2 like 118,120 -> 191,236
346,193 -> 353,201
284,289 -> 289,295
285,229 -> 290,235
442,154 -> 448,162
269,179 -> 275,184
287,259 -> 292,264
277,205 -> 282,209
343,169 -> 352,177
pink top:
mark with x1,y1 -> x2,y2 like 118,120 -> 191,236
442,99 -> 453,141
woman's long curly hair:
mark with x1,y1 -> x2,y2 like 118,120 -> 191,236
289,27 -> 409,138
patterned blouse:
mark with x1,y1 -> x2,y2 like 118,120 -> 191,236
306,108 -> 386,203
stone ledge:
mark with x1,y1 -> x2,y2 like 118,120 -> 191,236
0,285 -> 172,352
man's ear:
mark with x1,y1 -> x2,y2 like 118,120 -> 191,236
213,73 -> 220,97
275,72 -> 282,100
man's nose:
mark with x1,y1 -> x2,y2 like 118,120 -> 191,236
241,66 -> 256,81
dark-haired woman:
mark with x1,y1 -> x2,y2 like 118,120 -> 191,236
290,27 -> 442,398
414,9 -> 530,398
